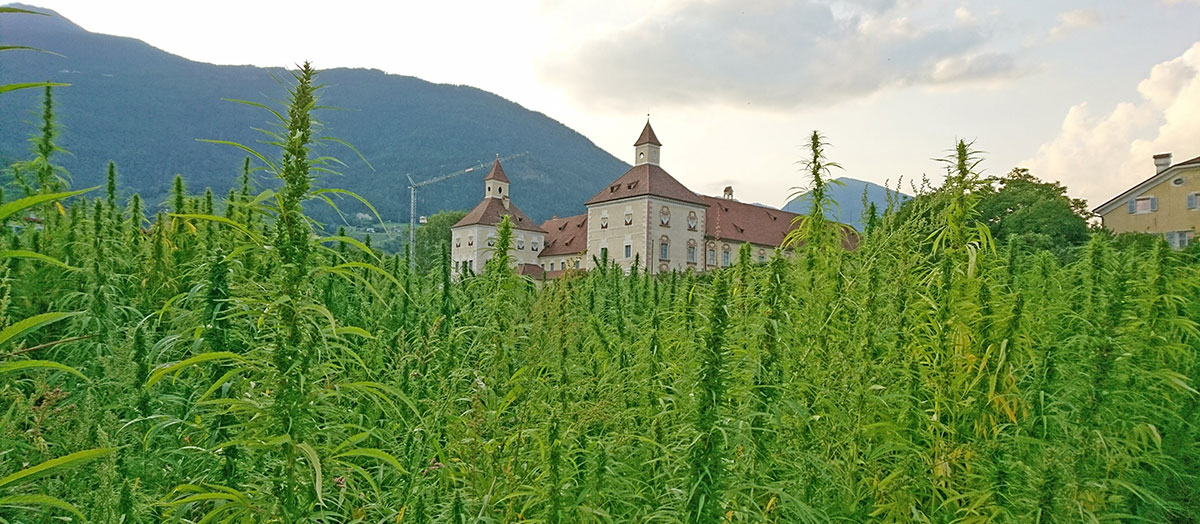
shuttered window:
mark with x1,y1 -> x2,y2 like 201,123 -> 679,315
1128,197 -> 1157,214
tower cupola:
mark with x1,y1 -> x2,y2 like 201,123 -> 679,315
633,120 -> 661,166
484,158 -> 510,199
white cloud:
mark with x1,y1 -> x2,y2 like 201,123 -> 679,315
1048,9 -> 1102,39
539,0 -> 1019,110
1022,42 -> 1200,208
954,6 -> 977,25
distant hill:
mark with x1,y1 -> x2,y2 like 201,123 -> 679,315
782,177 -> 910,231
0,5 -> 630,226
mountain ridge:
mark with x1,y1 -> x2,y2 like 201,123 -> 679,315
0,4 -> 630,225
782,176 -> 910,231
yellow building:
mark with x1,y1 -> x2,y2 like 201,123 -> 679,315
1094,153 -> 1200,248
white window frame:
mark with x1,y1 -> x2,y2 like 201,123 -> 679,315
1129,196 -> 1157,214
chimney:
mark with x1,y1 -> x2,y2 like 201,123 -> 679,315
1154,153 -> 1172,174
723,186 -> 734,200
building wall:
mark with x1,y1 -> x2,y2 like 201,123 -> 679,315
701,241 -> 778,269
539,255 -> 583,272
451,224 -> 544,278
1101,165 -> 1200,242
585,198 -> 651,271
584,197 -> 708,274
645,197 -> 707,274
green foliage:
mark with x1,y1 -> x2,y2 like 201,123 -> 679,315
0,61 -> 1197,524
414,209 -> 468,272
977,167 -> 1092,252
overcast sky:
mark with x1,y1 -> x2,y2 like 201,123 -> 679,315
25,0 -> 1200,209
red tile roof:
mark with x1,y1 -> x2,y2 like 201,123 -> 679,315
516,263 -> 544,279
585,164 -> 707,206
483,159 -> 509,182
539,213 -> 588,256
634,121 -> 662,146
703,195 -> 858,250
452,197 -> 546,233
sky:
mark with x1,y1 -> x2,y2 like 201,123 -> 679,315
21,0 -> 1200,209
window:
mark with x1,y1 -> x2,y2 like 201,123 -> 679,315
455,237 -> 461,248
758,249 -> 766,263
625,244 -> 632,258
532,241 -> 540,252
660,206 -> 671,226
687,239 -> 697,264
707,248 -> 716,266
1189,193 -> 1199,210
600,216 -> 609,229
600,247 -> 608,260
722,247 -> 731,266
1129,197 -> 1157,214
487,235 -> 496,247
517,239 -> 525,250
574,259 -> 580,269
1173,177 -> 1185,186
624,213 -> 633,226
659,237 -> 670,260
687,211 -> 698,231
1166,231 -> 1192,249
550,262 -> 555,271
467,236 -> 474,246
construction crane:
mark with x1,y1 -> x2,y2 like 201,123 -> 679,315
407,152 -> 529,267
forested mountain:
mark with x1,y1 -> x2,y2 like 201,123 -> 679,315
0,4 -> 629,225
783,176 -> 909,230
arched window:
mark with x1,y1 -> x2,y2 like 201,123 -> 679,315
687,239 -> 697,263
660,206 -> 671,226
758,249 -> 766,263
687,211 -> 698,231
722,244 -> 731,266
659,235 -> 670,261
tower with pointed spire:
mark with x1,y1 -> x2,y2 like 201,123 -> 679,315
633,120 -> 661,166
451,157 -> 547,280
484,157 -> 510,199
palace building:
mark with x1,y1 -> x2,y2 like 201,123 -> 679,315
451,121 -> 857,279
